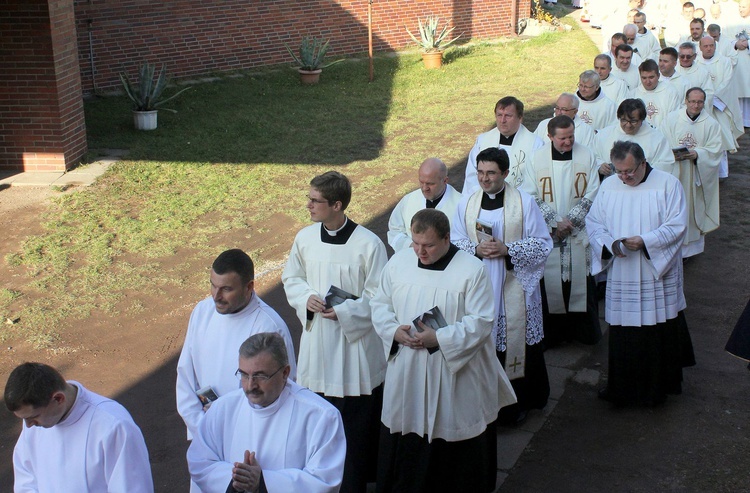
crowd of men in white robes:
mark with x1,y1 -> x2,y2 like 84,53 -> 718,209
5,1 -> 749,492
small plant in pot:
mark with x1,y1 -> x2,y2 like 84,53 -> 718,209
284,36 -> 344,84
118,62 -> 190,130
406,16 -> 462,69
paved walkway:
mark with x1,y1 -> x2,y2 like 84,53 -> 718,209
0,149 -> 126,188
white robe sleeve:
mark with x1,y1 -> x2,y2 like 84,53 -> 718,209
435,264 -> 496,374
176,312 -> 204,440
281,236 -> 319,331
371,262 -> 403,361
102,420 -> 155,493
387,196 -> 412,252
332,240 -> 387,343
12,441 -> 38,492
187,405 -> 235,493
639,178 -> 688,279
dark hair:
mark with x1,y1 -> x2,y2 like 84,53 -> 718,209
594,53 -> 612,68
239,332 -> 289,367
310,171 -> 351,210
686,86 -> 706,101
476,147 -> 510,173
611,33 -> 627,43
660,47 -> 678,60
411,209 -> 450,239
615,44 -> 634,56
610,140 -> 646,164
683,2 -> 694,8
707,24 -> 721,35
5,362 -> 67,412
212,249 -> 254,285
494,96 -> 524,118
638,59 -> 659,74
690,17 -> 704,28
617,98 -> 647,121
547,115 -> 575,136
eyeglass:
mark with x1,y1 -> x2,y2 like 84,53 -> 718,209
554,106 -> 576,112
577,83 -> 596,90
614,161 -> 643,177
235,366 -> 285,383
678,54 -> 695,59
307,196 -> 328,205
619,118 -> 642,126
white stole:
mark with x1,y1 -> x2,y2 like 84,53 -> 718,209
465,184 -> 527,380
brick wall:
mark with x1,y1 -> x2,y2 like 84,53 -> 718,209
77,0 -> 530,93
0,0 -> 86,171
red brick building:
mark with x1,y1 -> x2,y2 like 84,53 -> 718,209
1,0 -> 530,172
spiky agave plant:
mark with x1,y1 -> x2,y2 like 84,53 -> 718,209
406,16 -> 462,53
284,36 -> 344,71
118,63 -> 190,113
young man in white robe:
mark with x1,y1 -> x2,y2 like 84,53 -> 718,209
594,54 -> 631,107
658,47 -> 693,97
533,92 -> 596,149
452,147 -> 553,425
611,44 -> 642,92
603,33 -> 644,70
187,333 -> 346,493
633,59 -> 683,130
576,70 -> 619,131
586,141 -> 695,407
462,96 -> 543,196
387,157 -> 461,252
176,249 -> 296,439
661,87 -> 723,258
371,209 -> 516,493
6,362 -> 154,493
523,116 -> 602,347
282,170 -> 387,493
594,98 -> 676,180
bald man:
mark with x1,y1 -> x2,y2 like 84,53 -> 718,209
387,158 -> 461,252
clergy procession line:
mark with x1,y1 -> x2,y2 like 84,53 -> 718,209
5,1 -> 750,491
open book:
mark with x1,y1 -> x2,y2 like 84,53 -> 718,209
324,285 -> 359,309
412,306 -> 448,354
475,218 -> 493,243
196,386 -> 219,407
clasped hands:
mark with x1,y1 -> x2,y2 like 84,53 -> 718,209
476,237 -> 508,259
307,295 -> 338,320
232,450 -> 261,492
612,236 -> 644,257
394,322 -> 438,351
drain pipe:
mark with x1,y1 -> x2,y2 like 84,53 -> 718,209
511,0 -> 519,35
88,19 -> 97,93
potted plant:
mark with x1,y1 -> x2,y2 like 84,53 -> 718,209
118,62 -> 190,130
284,36 -> 344,84
406,16 -> 462,69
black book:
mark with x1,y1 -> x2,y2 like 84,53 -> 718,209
412,306 -> 448,354
325,285 -> 359,309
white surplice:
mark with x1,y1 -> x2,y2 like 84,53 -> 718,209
661,108 -> 723,256
282,222 -> 387,397
462,125 -> 543,195
387,185 -> 461,252
187,382 -> 346,493
586,167 -> 688,327
176,294 -> 296,440
370,247 -> 516,441
593,121 -> 676,170
13,382 -> 153,493
451,187 -> 552,354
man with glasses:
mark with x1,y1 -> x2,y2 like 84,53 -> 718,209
187,332 -> 346,493
594,54 -> 630,107
533,92 -> 596,148
177,249 -> 296,491
576,70 -> 618,131
5,362 -> 154,492
593,98 -> 675,178
662,87 -> 723,258
462,96 -> 543,195
586,141 -> 695,407
658,47 -> 692,97
675,42 -> 714,96
283,170 -> 387,493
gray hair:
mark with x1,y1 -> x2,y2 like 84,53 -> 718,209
579,70 -> 601,88
239,332 -> 289,367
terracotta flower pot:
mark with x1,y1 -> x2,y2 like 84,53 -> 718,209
421,51 -> 444,69
298,68 -> 322,84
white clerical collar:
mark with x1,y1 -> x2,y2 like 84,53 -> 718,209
324,217 -> 348,236
57,381 -> 85,428
249,381 -> 292,417
486,185 -> 505,199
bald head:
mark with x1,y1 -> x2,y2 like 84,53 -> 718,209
418,158 -> 448,201
699,35 -> 716,59
740,0 -> 750,18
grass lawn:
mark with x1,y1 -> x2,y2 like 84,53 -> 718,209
2,19 -> 598,348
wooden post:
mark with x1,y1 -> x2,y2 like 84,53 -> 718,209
368,0 -> 374,81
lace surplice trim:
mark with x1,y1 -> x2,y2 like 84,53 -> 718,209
507,237 -> 551,292
567,197 -> 592,233
494,299 -> 544,351
454,238 -> 477,257
534,197 -> 558,228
